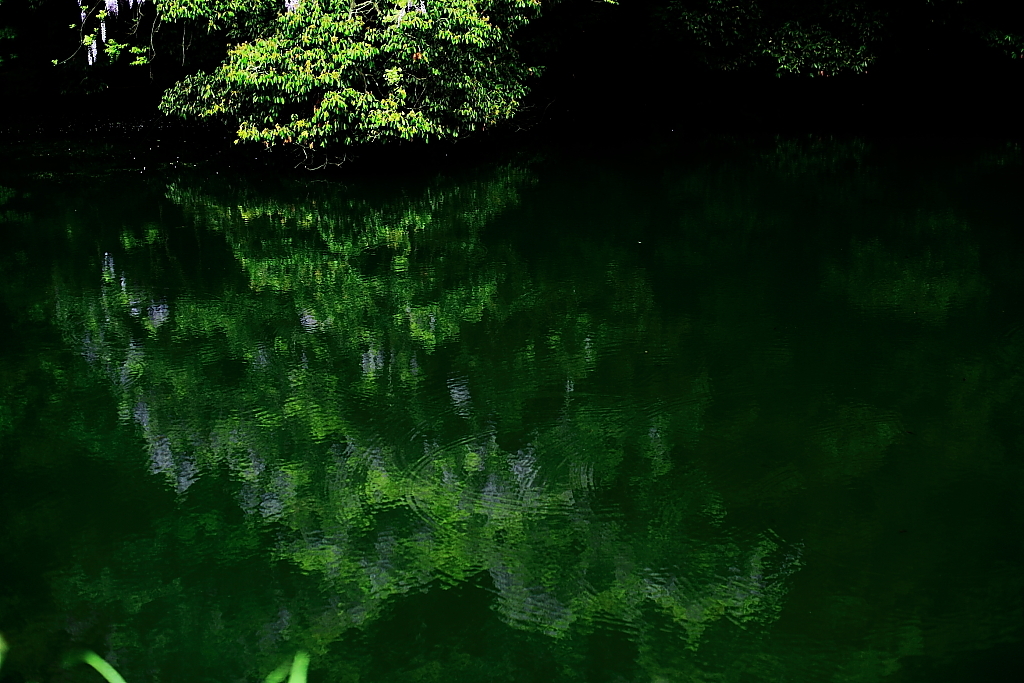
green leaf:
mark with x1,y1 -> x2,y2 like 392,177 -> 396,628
63,651 -> 128,683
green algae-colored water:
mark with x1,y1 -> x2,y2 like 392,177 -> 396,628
1,135 -> 1021,683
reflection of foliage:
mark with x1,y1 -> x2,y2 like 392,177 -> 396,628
162,164 -> 532,353
971,141 -> 1023,169
639,138 -> 1020,679
25,138 -> 1022,683
823,229 -> 987,324
811,399 -> 904,484
758,135 -> 869,177
0,185 -> 45,442
49,157 -> 803,673
0,184 -> 30,225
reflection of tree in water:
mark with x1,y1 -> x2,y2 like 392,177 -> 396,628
823,231 -> 987,324
759,135 -> 871,177
287,431 -> 800,644
52,161 -> 803,665
20,138 -> 1022,682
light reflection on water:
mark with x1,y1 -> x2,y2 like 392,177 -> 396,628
0,137 -> 1021,682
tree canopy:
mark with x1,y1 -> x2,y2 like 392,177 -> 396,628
154,0 -> 549,149
4,1 -> 1020,150
52,0 -> 558,150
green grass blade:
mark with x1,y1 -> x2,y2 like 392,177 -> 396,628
264,659 -> 292,683
287,651 -> 309,683
265,651 -> 309,683
5,636 -> 304,683
78,651 -> 129,683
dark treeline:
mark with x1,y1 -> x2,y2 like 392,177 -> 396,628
0,0 -> 1020,158
522,0 -> 1022,138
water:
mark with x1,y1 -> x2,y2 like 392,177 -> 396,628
1,134 -> 1022,683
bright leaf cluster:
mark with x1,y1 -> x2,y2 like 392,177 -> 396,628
156,0 -> 547,148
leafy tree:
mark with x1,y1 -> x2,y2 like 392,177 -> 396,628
656,0 -> 1024,77
62,0 -> 557,149
654,0 -> 888,76
43,0 -> 1022,154
161,0 -> 551,147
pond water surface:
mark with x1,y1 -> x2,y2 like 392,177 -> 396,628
1,135 -> 1022,683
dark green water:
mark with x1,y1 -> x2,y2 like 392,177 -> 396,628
1,136 -> 1022,683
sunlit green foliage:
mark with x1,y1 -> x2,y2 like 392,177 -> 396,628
979,27 -> 1024,59
152,0 -> 549,147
